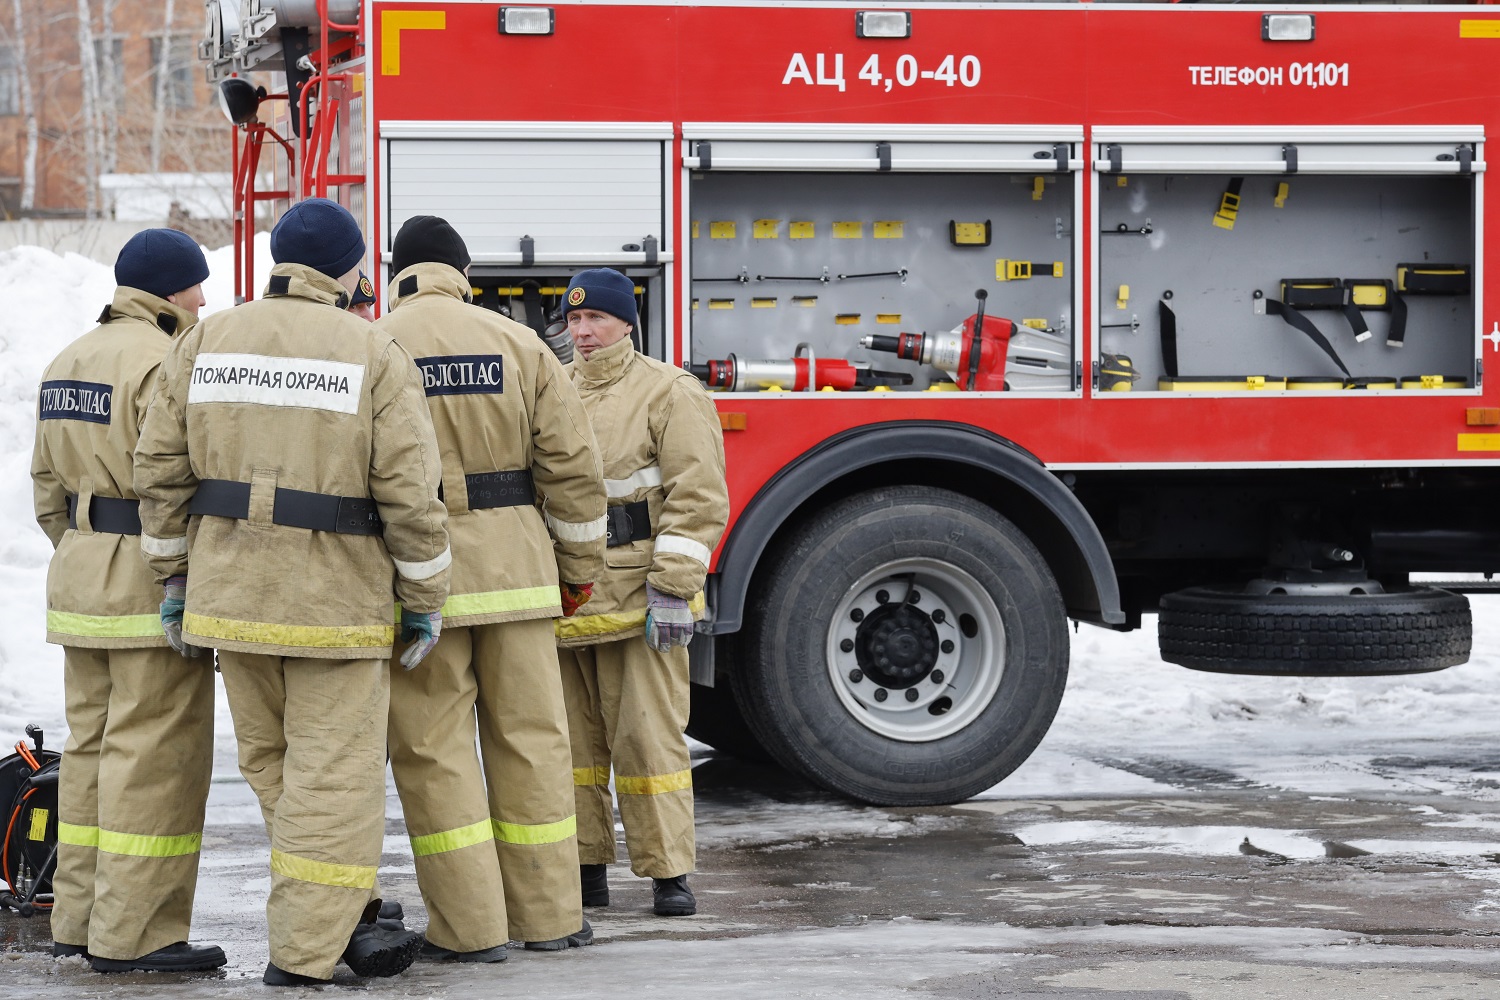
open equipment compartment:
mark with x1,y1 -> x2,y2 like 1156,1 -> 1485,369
1094,127 -> 1482,394
379,121 -> 674,360
685,125 -> 1081,393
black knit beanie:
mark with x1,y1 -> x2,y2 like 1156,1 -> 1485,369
391,215 -> 471,275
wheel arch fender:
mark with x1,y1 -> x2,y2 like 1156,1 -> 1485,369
710,421 -> 1125,633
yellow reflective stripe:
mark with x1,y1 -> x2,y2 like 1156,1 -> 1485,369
555,592 -> 705,640
615,769 -> 693,796
492,815 -> 577,846
47,610 -> 163,639
58,822 -> 99,847
28,809 -> 50,841
270,848 -> 377,890
185,612 -> 393,649
98,829 -> 201,858
443,586 -> 561,619
573,766 -> 611,786
409,818 -> 493,858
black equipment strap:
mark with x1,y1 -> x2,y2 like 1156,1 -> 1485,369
189,479 -> 383,536
1158,298 -> 1179,379
964,291 -> 988,390
520,280 -> 548,340
439,469 -> 535,511
605,500 -> 651,548
1266,299 -> 1352,379
65,494 -> 142,535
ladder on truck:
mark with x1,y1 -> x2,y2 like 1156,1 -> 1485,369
201,0 -> 367,303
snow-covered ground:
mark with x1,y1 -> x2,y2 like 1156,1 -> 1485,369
1,239 -> 1497,803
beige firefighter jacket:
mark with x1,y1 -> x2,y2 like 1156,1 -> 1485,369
134,263 -> 451,659
375,262 -> 606,627
31,287 -> 200,648
556,335 -> 728,646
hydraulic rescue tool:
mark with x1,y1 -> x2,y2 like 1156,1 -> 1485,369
860,291 -> 1074,391
690,352 -> 912,391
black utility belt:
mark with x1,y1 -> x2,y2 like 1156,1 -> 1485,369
439,469 -> 535,511
189,479 -> 382,536
66,494 -> 141,535
606,500 -> 652,548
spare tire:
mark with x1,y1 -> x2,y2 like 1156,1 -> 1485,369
1158,584 -> 1470,676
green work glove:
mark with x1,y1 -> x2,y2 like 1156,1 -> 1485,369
161,575 -> 203,659
398,609 -> 443,670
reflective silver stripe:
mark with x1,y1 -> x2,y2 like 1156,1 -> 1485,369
393,546 -> 452,581
545,511 -> 607,543
140,533 -> 188,558
604,465 -> 662,498
655,533 -> 712,567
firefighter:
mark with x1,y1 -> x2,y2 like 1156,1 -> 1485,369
349,270 -> 377,321
133,198 -> 450,987
377,216 -> 607,960
31,229 -> 225,974
556,268 -> 729,917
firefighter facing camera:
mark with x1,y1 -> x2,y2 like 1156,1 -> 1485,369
557,267 -> 730,917
377,215 -> 607,960
134,197 -> 449,986
33,228 -> 225,974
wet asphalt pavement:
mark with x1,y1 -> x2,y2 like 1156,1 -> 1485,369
4,740 -> 1500,998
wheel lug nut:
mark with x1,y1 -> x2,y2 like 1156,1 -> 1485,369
874,688 -> 888,702
931,609 -> 946,624
905,688 -> 919,702
848,669 -> 863,683
850,608 -> 864,622
931,669 -> 945,683
877,656 -> 890,668
876,589 -> 890,604
907,590 -> 921,604
840,638 -> 854,653
941,640 -> 955,654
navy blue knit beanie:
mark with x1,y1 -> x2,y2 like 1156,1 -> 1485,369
563,268 -> 637,328
270,197 -> 366,279
114,228 -> 209,299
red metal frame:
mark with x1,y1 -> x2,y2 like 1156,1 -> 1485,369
226,1 -> 365,302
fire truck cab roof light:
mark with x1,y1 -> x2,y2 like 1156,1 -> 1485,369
499,7 -> 555,35
1262,13 -> 1315,42
217,78 -> 263,126
856,11 -> 911,39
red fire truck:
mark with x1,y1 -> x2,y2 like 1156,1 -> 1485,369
204,0 -> 1500,805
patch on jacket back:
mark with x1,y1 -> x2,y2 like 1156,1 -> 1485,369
39,379 -> 113,424
414,355 -> 504,396
187,353 -> 365,414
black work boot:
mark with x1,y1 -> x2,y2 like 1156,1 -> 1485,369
580,863 -> 609,907
342,921 -> 423,977
264,962 -> 331,987
376,899 -> 406,932
652,875 -> 697,916
91,941 -> 228,973
51,942 -> 89,959
524,919 -> 594,951
419,941 -> 509,963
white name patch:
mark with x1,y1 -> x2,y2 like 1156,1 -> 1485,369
188,353 -> 366,414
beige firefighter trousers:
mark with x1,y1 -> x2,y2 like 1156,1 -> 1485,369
217,652 -> 388,981
559,638 -> 695,878
51,646 -> 214,960
389,617 -> 581,949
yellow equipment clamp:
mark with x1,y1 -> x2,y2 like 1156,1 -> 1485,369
1399,375 -> 1468,390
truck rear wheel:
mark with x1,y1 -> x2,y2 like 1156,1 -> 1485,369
731,486 -> 1069,806
1158,584 -> 1471,675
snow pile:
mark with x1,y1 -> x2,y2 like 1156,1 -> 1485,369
0,235 -> 272,736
